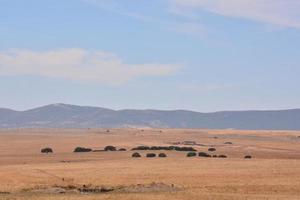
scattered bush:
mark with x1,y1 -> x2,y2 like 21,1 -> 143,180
158,153 -> 167,157
74,147 -> 92,153
208,148 -> 216,152
41,147 -> 53,154
244,155 -> 252,159
146,153 -> 156,158
131,145 -> 196,152
212,155 -> 218,158
187,152 -> 197,157
174,146 -> 197,152
224,142 -> 233,145
132,152 -> 141,158
198,152 -> 211,157
131,146 -> 150,151
218,155 -> 227,158
104,146 -> 117,151
118,148 -> 127,151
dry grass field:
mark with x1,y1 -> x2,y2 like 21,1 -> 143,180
0,128 -> 299,200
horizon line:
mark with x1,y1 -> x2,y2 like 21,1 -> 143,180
1,103 -> 300,114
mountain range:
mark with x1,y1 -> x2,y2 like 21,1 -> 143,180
0,103 -> 299,130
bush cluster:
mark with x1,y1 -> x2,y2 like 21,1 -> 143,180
131,146 -> 196,152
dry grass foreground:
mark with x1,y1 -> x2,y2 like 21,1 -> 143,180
0,128 -> 299,200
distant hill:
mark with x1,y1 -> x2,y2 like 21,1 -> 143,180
0,103 -> 300,130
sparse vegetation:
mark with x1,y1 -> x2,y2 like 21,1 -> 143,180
41,147 -> 53,154
198,152 -> 211,157
208,148 -> 216,152
131,145 -> 196,151
131,146 -> 150,150
104,146 -> 117,151
218,155 -> 227,158
175,146 -> 197,151
244,155 -> 252,159
118,148 -> 127,151
224,142 -> 233,145
158,153 -> 167,157
132,152 -> 141,158
74,147 -> 92,153
146,153 -> 156,158
187,152 -> 197,157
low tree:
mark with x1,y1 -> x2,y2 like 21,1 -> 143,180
41,147 -> 53,154
131,146 -> 150,151
132,152 -> 141,158
187,152 -> 197,157
74,147 -> 92,153
146,153 -> 156,158
158,153 -> 167,157
224,142 -> 233,145
198,152 -> 211,157
208,148 -> 216,152
104,146 -> 117,151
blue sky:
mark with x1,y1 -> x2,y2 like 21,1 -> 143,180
0,0 -> 300,111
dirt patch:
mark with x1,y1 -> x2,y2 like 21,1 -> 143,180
21,182 -> 180,195
117,182 -> 179,193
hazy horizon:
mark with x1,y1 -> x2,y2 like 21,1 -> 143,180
1,102 -> 300,113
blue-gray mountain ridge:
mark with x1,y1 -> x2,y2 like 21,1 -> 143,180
0,103 -> 299,130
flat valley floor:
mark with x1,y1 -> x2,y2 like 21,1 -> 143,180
0,128 -> 299,200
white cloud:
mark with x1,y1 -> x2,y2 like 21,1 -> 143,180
170,0 -> 300,28
0,49 -> 181,85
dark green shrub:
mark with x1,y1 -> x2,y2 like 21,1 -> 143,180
224,142 -> 233,145
74,147 -> 92,153
132,152 -> 141,157
198,152 -> 211,157
187,152 -> 197,157
104,146 -> 117,151
158,153 -> 167,157
41,147 -> 53,154
146,153 -> 156,158
131,146 -> 150,150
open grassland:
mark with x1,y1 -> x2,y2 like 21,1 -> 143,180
0,128 -> 299,200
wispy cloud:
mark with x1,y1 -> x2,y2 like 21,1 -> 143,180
169,0 -> 300,28
82,0 -> 209,39
0,49 -> 181,85
81,0 -> 155,22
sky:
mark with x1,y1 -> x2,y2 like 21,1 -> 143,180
0,0 -> 300,112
